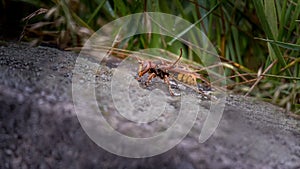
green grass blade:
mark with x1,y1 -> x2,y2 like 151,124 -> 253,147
87,0 -> 107,25
287,0 -> 300,39
113,0 -> 128,16
103,0 -> 118,19
264,0 -> 278,38
71,11 -> 93,30
167,0 -> 223,46
277,0 -> 287,41
255,38 -> 300,51
252,0 -> 292,76
174,0 -> 187,18
231,26 -> 242,64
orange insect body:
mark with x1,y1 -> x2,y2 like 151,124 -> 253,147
136,48 -> 210,96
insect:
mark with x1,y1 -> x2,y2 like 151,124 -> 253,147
136,48 -> 211,97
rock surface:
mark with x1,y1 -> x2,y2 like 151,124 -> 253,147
0,43 -> 299,169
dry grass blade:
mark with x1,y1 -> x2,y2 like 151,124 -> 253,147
22,8 -> 48,22
245,59 -> 278,96
19,8 -> 49,41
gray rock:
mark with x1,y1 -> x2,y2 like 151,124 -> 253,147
0,43 -> 299,169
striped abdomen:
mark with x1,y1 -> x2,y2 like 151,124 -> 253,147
176,73 -> 197,86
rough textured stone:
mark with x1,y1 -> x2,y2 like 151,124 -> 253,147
0,43 -> 299,169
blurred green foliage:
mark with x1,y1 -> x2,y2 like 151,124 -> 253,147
10,0 -> 300,113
